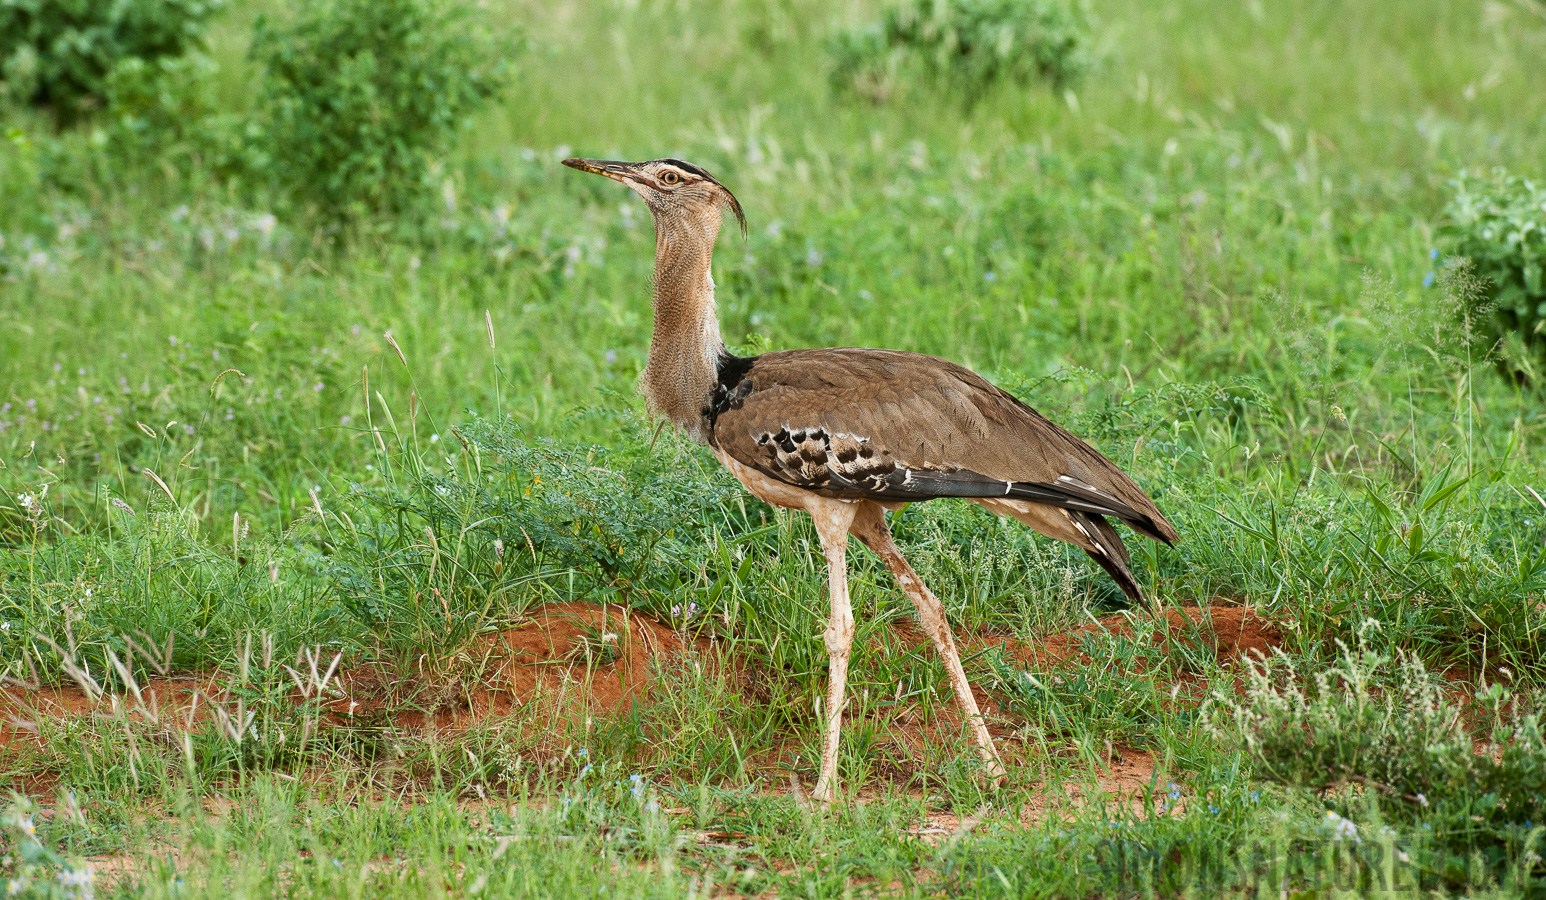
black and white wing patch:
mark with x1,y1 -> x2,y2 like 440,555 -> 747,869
739,425 -> 1172,544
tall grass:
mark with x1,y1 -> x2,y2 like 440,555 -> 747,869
2,0 -> 1546,895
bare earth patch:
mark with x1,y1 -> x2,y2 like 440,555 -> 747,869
1,603 -> 1283,790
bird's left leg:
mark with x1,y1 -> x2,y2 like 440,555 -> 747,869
849,502 -> 1006,782
806,497 -> 859,804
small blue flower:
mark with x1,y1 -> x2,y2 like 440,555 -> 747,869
1430,248 -> 1439,260
1423,271 -> 1435,288
1209,805 -> 1219,815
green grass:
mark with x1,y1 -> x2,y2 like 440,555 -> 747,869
3,0 -> 1546,895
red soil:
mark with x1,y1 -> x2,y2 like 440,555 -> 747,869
329,601 -> 693,728
0,603 -> 1283,748
1010,605 -> 1284,668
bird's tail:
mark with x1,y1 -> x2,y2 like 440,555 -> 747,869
1073,511 -> 1148,606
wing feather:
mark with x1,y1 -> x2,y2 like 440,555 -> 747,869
709,348 -> 1178,545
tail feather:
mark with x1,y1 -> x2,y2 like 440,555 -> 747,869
977,499 -> 1154,606
1072,511 -> 1147,605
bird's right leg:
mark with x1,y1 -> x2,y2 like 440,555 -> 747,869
806,497 -> 859,804
849,502 -> 1006,782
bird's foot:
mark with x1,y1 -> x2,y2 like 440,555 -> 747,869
979,751 -> 1008,788
809,778 -> 834,805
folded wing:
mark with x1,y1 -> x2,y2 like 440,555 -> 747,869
708,348 -> 1178,547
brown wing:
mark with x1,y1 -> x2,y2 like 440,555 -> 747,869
708,348 -> 1178,545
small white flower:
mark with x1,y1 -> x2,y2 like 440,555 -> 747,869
17,493 -> 37,512
1415,793 -> 1428,808
18,816 -> 35,837
1326,811 -> 1361,843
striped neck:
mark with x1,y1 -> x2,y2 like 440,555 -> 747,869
641,211 -> 726,440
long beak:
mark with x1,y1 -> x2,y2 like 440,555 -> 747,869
562,158 -> 636,184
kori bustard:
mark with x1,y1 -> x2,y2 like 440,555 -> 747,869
563,156 -> 1178,801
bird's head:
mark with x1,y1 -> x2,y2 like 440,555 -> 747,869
562,157 -> 746,237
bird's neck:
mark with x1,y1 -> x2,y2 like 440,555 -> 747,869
642,215 -> 726,440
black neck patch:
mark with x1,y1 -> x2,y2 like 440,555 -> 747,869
704,352 -> 758,431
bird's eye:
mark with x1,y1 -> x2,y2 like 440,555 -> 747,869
660,171 -> 681,185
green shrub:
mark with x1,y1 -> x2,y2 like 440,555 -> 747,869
250,0 -> 517,221
829,0 -> 1094,102
102,50 -> 255,177
1207,640 -> 1546,888
1439,168 -> 1546,373
0,0 -> 223,119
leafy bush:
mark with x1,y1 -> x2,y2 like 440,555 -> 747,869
829,0 -> 1094,102
1439,168 -> 1546,372
250,0 -> 516,221
1207,640 -> 1546,888
102,50 -> 255,176
0,0 -> 223,119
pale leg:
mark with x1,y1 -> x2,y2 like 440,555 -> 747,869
850,502 -> 1006,781
807,498 -> 859,804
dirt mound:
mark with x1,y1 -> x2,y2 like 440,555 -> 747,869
0,604 -> 694,745
1026,605 -> 1284,669
332,602 -> 693,728
1,603 -> 1284,748
890,605 -> 1283,676
0,675 -> 219,747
